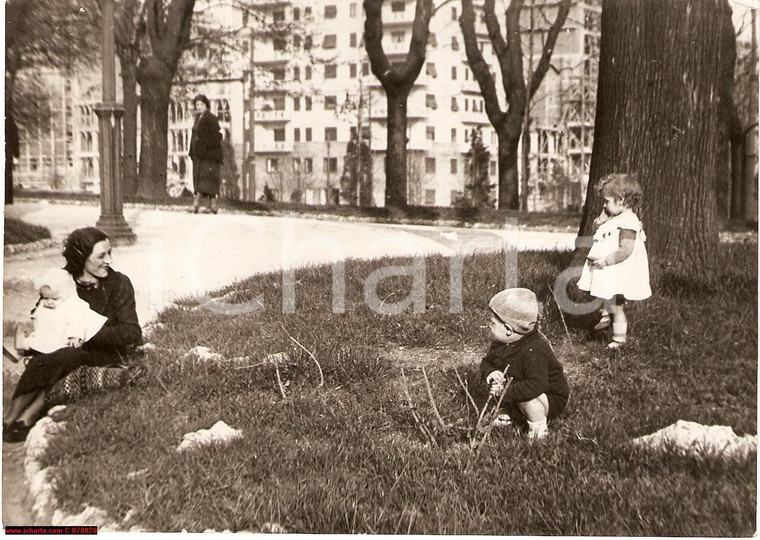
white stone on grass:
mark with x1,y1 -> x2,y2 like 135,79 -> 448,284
183,346 -> 225,362
632,420 -> 757,459
176,421 -> 243,453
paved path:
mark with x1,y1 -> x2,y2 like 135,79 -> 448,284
2,201 -> 577,526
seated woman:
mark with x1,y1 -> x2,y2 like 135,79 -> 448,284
3,227 -> 141,443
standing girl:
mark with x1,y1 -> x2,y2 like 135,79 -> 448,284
577,173 -> 651,349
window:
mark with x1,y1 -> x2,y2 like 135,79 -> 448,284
451,128 -> 457,143
490,161 -> 497,176
464,130 -> 469,142
362,62 -> 370,76
274,128 -> 286,142
272,68 -> 285,81
451,6 -> 457,20
324,5 -> 337,18
305,157 -> 313,172
391,31 -> 405,43
425,94 -> 437,109
273,37 -> 286,51
350,33 -> 357,47
350,3 -> 357,17
324,157 -> 338,172
323,34 -> 337,49
273,9 -> 285,22
304,36 -> 313,50
293,97 -> 300,111
293,67 -> 300,81
450,159 -> 458,174
349,64 -> 357,78
293,158 -> 301,171
305,97 -> 312,111
465,99 -> 469,112
426,126 -> 435,141
426,63 -> 437,77
243,11 -> 249,25
451,36 -> 459,50
428,33 -> 437,47
305,66 -> 312,80
425,157 -> 436,173
325,127 -> 337,141
451,66 -> 457,80
451,97 -> 459,112
425,189 -> 435,205
305,128 -> 313,141
391,1 -> 405,12
266,158 -> 279,172
293,7 -> 300,20
324,96 -> 337,110
294,35 -> 301,49
273,96 -> 285,110
325,64 -> 337,78
294,128 -> 301,142
305,7 -> 311,16
465,68 -> 469,80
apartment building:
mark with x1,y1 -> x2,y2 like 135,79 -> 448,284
12,0 -> 600,211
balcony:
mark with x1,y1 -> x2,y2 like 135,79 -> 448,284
254,140 -> 293,153
248,0 -> 290,7
252,50 -> 290,65
381,10 -> 416,26
254,109 -> 290,123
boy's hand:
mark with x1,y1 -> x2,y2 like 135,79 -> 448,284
66,337 -> 84,348
487,370 -> 506,397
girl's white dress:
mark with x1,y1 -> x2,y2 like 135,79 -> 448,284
577,210 -> 652,300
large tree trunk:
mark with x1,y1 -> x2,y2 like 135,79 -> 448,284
579,0 -> 727,280
136,57 -> 172,199
497,130 -> 520,209
385,90 -> 409,208
120,58 -> 139,198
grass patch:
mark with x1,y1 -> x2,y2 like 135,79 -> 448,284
3,217 -> 52,245
40,246 -> 756,534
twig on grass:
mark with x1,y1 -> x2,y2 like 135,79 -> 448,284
274,360 -> 288,399
421,366 -> 450,429
400,368 -> 437,445
547,282 -> 575,352
280,323 -> 324,387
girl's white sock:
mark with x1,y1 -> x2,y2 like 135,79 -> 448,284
612,322 -> 627,343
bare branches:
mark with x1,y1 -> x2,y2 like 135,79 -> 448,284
421,367 -> 450,429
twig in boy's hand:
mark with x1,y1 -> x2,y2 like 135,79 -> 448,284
453,367 -> 479,416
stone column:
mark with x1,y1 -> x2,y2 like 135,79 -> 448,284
95,0 -> 136,245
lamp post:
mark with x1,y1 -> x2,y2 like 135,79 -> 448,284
95,0 -> 136,244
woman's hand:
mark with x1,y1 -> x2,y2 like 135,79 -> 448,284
66,337 -> 84,348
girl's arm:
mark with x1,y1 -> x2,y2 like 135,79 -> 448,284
589,229 -> 636,268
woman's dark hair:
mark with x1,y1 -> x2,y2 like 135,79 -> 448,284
63,227 -> 108,277
193,93 -> 210,109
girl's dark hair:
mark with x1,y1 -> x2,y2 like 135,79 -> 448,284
193,93 -> 210,109
595,173 -> 643,210
63,227 -> 108,277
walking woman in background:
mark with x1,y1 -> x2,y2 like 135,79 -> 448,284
3,227 -> 141,443
189,93 -> 224,214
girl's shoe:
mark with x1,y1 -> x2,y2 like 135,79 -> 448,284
593,315 -> 611,331
607,340 -> 625,350
192,206 -> 199,214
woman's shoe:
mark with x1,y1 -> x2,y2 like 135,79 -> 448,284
3,421 -> 31,443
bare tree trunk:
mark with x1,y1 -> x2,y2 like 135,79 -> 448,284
136,57 -> 172,199
385,90 -> 409,207
497,131 -> 520,210
120,59 -> 139,198
579,0 -> 728,279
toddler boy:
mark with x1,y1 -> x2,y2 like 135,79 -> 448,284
480,288 -> 569,439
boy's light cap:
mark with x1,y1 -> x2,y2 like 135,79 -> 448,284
488,288 -> 538,333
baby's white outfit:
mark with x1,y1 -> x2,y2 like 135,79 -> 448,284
25,270 -> 108,354
578,210 -> 652,301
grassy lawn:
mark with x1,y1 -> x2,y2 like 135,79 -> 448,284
40,246 -> 756,534
3,217 -> 51,245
